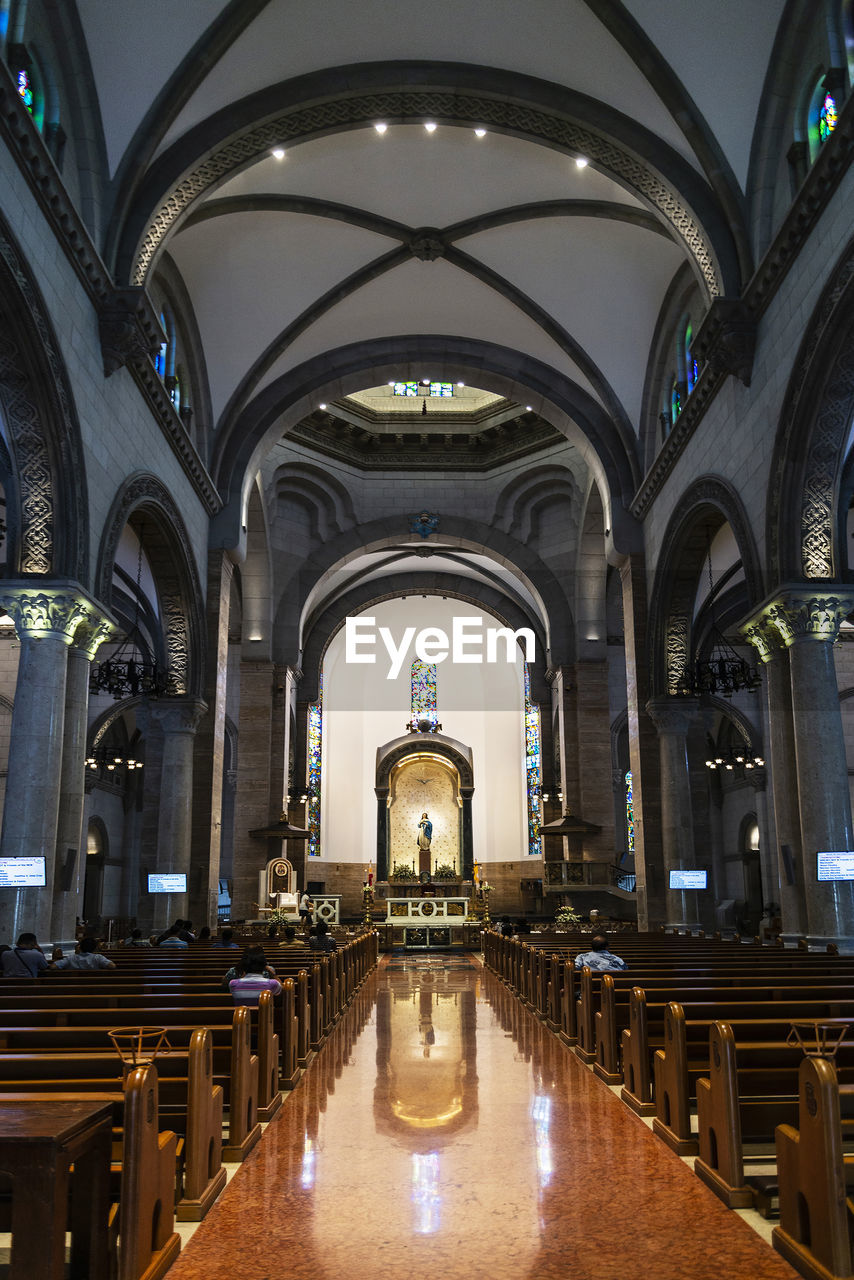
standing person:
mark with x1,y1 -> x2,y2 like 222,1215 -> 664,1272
299,889 -> 314,933
1,933 -> 48,977
574,935 -> 627,972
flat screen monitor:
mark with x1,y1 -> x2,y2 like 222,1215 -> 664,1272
148,872 -> 187,894
669,868 -> 707,890
817,852 -> 854,882
0,856 -> 46,888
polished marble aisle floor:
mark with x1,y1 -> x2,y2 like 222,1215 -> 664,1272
168,955 -> 798,1280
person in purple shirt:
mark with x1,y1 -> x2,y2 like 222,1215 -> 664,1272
574,934 -> 627,973
229,950 -> 282,1006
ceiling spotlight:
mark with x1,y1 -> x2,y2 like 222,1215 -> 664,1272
575,156 -> 589,168
272,147 -> 286,160
526,405 -> 533,412
374,123 -> 387,135
319,402 -> 327,410
456,382 -> 465,387
474,128 -> 487,138
424,122 -> 437,133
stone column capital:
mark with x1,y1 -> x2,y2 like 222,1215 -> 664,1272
646,696 -> 700,736
739,616 -> 782,665
766,590 -> 854,646
0,580 -> 116,647
146,697 -> 208,736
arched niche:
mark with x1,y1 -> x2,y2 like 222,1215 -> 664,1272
388,753 -> 462,876
375,733 -> 473,882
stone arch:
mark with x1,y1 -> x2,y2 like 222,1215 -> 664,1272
271,460 -> 357,541
493,464 -> 581,539
115,64 -> 740,300
298,574 -> 550,704
376,733 -> 474,792
0,210 -> 88,580
575,481 -> 608,649
766,234 -> 854,582
210,337 -> 643,561
649,475 -> 764,698
95,473 -> 205,697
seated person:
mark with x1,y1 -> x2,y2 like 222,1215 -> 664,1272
222,946 -> 276,989
228,950 -> 283,1006
51,936 -> 116,970
196,926 -> 212,943
308,919 -> 337,952
158,926 -> 188,948
213,927 -> 240,949
573,934 -> 627,972
1,932 -> 48,977
123,928 -> 151,947
280,925 -> 308,950
497,915 -> 514,937
514,918 -> 531,934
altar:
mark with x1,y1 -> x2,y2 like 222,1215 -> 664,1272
383,895 -> 473,949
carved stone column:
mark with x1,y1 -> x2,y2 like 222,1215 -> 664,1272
146,698 -> 207,931
51,612 -> 115,941
232,662 -> 275,918
0,586 -> 101,941
646,696 -> 701,929
620,554 -> 664,929
766,590 -> 854,947
574,659 -> 616,861
741,616 -> 806,937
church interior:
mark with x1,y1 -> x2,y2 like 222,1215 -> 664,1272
1,0 -> 854,1277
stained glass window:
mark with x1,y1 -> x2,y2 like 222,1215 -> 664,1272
671,381 -> 682,424
429,382 -> 454,398
625,770 -> 634,853
525,664 -> 541,857
307,678 -> 322,857
392,381 -> 454,398
411,659 -> 437,727
820,92 -> 838,143
17,69 -> 33,114
684,321 -> 696,395
393,381 -> 418,397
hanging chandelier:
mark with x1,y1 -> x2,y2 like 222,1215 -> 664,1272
89,527 -> 174,700
85,748 -> 144,779
686,532 -> 761,698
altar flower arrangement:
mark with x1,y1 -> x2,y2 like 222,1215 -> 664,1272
390,862 -> 416,881
554,904 -> 582,929
433,862 -> 457,880
268,906 -> 296,927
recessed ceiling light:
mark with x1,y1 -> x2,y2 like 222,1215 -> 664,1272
271,148 -> 286,160
456,382 -> 465,387
526,405 -> 533,412
575,156 -> 588,168
424,122 -> 437,133
388,381 -> 395,387
474,128 -> 487,138
319,402 -> 327,410
374,123 -> 387,135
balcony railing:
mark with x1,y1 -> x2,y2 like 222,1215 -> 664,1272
543,861 -> 636,893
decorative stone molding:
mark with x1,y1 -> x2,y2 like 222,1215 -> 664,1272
645,695 -> 699,737
0,581 -> 114,645
739,617 -> 782,665
691,298 -> 757,387
98,287 -> 164,377
766,591 -> 854,646
72,614 -> 116,662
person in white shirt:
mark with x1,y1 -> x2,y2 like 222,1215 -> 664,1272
299,891 -> 314,933
51,936 -> 116,970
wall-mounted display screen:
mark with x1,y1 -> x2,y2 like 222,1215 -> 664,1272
669,869 -> 707,889
817,852 -> 854,882
0,857 -> 46,887
148,873 -> 187,894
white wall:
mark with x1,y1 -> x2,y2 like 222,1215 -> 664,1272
320,597 -> 528,868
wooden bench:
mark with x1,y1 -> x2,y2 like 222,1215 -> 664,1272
114,1063 -> 181,1280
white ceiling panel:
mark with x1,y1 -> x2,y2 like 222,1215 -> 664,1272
169,211 -> 397,420
210,125 -> 644,227
250,258 -> 603,410
76,0 -> 228,176
622,0 -> 784,189
462,216 -> 684,428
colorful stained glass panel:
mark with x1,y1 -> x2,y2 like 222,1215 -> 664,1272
411,659 -> 438,726
17,69 -> 33,113
820,92 -> 838,142
525,665 -> 541,856
307,681 -> 322,857
625,769 -> 634,853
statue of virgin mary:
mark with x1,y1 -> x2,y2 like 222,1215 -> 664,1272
417,812 -> 433,850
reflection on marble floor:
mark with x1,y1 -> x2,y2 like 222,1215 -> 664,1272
167,956 -> 798,1280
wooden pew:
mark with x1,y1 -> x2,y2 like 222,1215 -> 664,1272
774,1053 -> 854,1280
221,1006 -> 261,1161
176,1027 -> 228,1221
115,1064 -> 181,1280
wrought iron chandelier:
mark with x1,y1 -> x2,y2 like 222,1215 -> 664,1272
704,750 -> 765,772
89,528 -> 174,700
687,533 -> 761,698
85,747 -> 144,779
